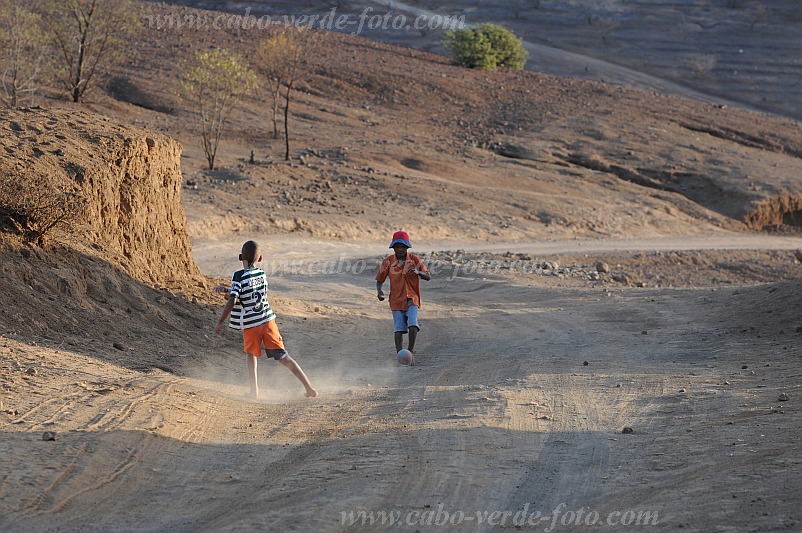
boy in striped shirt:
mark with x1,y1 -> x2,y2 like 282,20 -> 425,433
214,240 -> 317,399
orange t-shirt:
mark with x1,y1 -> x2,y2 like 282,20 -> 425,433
375,253 -> 430,311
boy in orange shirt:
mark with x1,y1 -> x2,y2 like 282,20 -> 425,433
375,231 -> 431,363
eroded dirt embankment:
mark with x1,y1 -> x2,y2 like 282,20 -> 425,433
0,108 -> 213,370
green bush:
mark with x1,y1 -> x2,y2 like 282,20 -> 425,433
443,24 -> 528,70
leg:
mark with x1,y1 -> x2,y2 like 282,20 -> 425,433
246,354 -> 259,399
408,326 -> 419,353
406,305 -> 420,353
394,331 -> 405,353
279,355 -> 318,397
392,309 -> 408,353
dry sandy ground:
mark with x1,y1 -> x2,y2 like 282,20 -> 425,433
2,1 -> 802,532
2,237 -> 801,532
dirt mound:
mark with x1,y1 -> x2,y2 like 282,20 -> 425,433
705,279 -> 802,339
0,108 -> 216,368
0,107 -> 201,287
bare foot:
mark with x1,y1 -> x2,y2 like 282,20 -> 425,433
305,388 -> 318,398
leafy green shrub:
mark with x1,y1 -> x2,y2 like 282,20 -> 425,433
443,24 -> 528,70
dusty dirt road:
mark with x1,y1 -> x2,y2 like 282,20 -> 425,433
2,237 -> 799,532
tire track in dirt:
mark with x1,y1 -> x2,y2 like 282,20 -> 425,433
7,379 -> 177,523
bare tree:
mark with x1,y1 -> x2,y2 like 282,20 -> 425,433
180,49 -> 259,171
596,17 -> 620,46
257,31 -> 292,140
0,0 -> 47,107
748,5 -> 769,31
256,27 -> 318,161
0,169 -> 86,245
42,0 -> 140,103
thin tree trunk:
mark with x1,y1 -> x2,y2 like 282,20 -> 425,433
272,80 -> 281,139
283,82 -> 291,161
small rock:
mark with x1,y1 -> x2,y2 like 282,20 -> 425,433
796,326 -> 802,333
741,365 -> 748,369
622,427 -> 634,434
641,330 -> 648,335
113,342 -> 125,351
25,367 -> 37,376
583,361 -> 589,366
678,388 -> 686,393
595,262 -> 610,274
42,431 -> 56,441
778,393 -> 789,402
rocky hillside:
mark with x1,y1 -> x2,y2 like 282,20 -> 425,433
110,1 -> 802,242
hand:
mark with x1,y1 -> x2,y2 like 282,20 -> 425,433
377,291 -> 385,301
213,285 -> 229,295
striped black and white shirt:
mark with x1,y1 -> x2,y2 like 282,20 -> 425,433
228,267 -> 276,330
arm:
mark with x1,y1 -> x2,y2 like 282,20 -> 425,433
414,269 -> 431,281
376,280 -> 385,301
213,284 -> 229,295
411,256 -> 431,281
214,296 -> 237,335
375,258 -> 389,301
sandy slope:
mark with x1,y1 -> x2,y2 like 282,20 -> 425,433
2,2 -> 802,532
2,238 -> 801,531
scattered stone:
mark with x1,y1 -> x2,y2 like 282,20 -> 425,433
595,261 -> 610,273
778,393 -> 789,402
113,342 -> 125,351
796,326 -> 802,333
583,361 -> 589,366
622,427 -> 634,434
641,330 -> 648,335
741,365 -> 748,369
25,367 -> 37,376
678,388 -> 686,393
794,250 -> 802,262
42,431 -> 56,441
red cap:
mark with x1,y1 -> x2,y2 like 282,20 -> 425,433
389,231 -> 411,248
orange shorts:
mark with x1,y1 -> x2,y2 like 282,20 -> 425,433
242,320 -> 287,360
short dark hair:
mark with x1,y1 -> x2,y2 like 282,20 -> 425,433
241,240 -> 259,265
